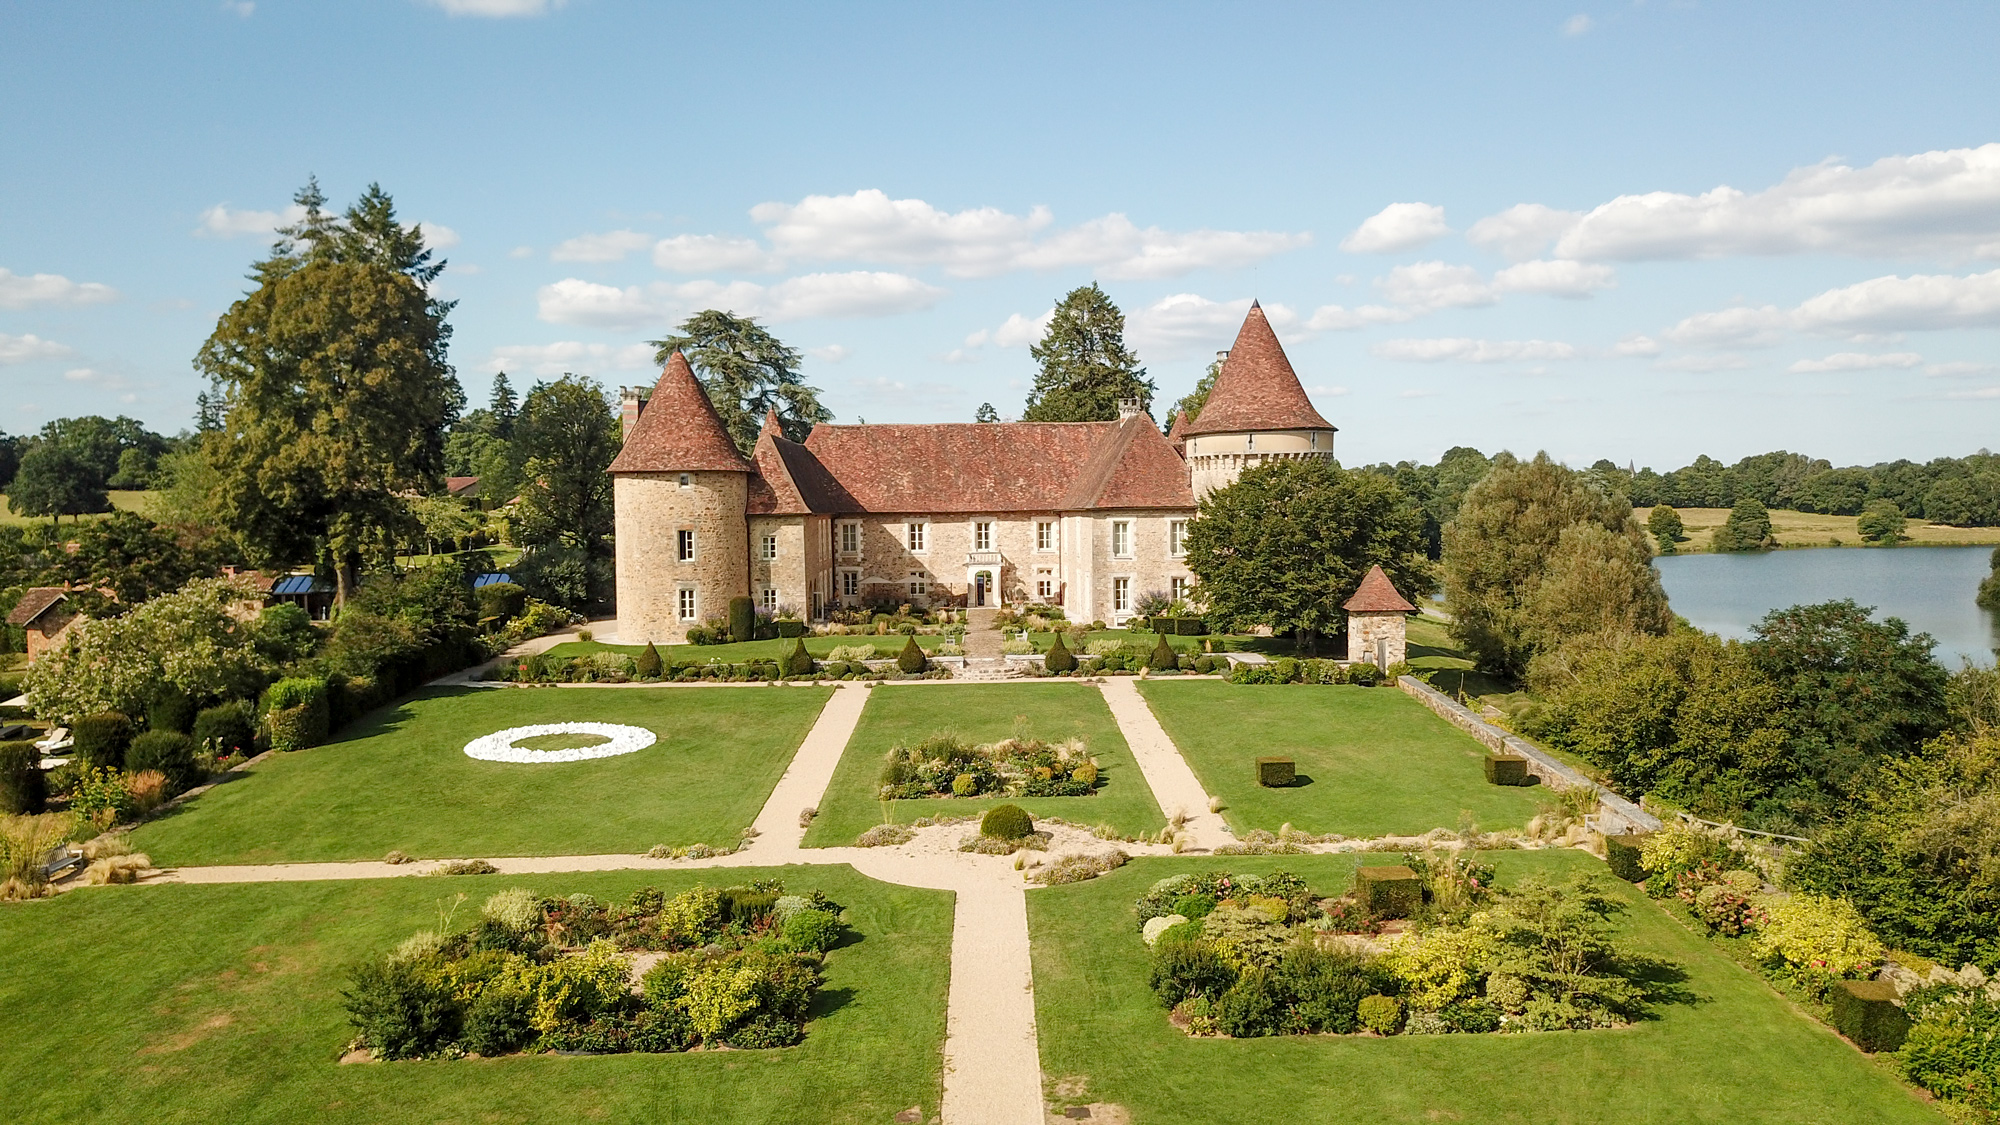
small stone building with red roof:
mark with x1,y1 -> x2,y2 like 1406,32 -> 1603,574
1342,565 -> 1418,667
609,304 -> 1338,643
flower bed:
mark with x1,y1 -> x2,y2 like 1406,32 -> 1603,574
1134,857 -> 1670,1038
877,731 -> 1100,801
342,879 -> 848,1060
462,722 -> 657,764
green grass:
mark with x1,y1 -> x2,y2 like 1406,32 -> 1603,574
0,865 -> 951,1125
1404,613 -> 1516,699
544,634 -> 949,665
801,683 -> 1166,847
1136,680 -> 1545,837
0,489 -> 160,526
133,685 -> 833,865
1029,850 -> 1942,1125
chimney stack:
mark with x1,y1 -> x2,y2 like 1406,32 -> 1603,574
619,386 -> 645,440
1116,397 -> 1143,420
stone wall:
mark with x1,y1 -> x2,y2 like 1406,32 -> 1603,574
1185,428 -> 1335,499
1067,509 -> 1194,625
613,471 -> 748,644
1347,611 -> 1407,666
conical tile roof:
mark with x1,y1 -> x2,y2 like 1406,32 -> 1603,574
607,351 -> 752,473
1342,565 -> 1417,613
1179,302 -> 1335,437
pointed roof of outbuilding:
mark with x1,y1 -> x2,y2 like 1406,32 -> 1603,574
607,351 -> 752,473
1342,565 -> 1417,613
1179,302 -> 1335,437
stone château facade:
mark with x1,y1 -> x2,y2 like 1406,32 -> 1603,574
609,303 -> 1337,644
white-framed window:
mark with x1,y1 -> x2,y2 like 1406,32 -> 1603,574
906,521 -> 927,552
677,587 -> 697,621
908,570 -> 929,596
1169,519 -> 1188,556
677,529 -> 695,561
1113,577 -> 1131,614
760,586 -> 778,613
760,534 -> 777,561
839,522 -> 860,554
1036,520 -> 1055,551
974,521 -> 992,552
677,473 -> 691,488
1171,576 -> 1190,603
1036,570 -> 1054,601
840,569 -> 859,597
1111,520 -> 1131,558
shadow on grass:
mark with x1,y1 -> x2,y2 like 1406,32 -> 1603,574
807,985 -> 857,1020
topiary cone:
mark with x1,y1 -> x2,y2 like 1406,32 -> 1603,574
785,637 -> 814,678
1149,632 -> 1177,671
635,641 -> 664,679
1044,632 -> 1077,674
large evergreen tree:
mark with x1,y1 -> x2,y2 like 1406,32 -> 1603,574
648,310 -> 830,452
1184,459 -> 1432,650
194,179 -> 463,604
1020,284 -> 1155,422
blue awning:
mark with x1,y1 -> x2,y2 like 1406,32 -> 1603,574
473,573 -> 514,588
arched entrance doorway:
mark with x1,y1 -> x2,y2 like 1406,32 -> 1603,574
973,570 -> 994,607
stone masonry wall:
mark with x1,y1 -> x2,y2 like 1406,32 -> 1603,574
613,471 -> 748,644
1347,611 -> 1408,666
1070,509 -> 1194,625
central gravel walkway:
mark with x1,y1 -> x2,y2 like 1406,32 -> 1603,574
135,676 -> 1238,1124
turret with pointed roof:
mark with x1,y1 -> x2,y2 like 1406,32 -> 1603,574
1180,302 -> 1337,499
1343,564 -> 1415,668
608,351 -> 751,474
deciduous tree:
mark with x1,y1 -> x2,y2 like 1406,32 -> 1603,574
1021,284 -> 1155,422
1709,497 -> 1776,552
7,442 -> 109,522
1646,504 -> 1683,554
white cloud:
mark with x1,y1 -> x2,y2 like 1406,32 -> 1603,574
740,189 -> 1306,279
1305,303 -> 1415,331
1491,259 -> 1616,298
429,0 -> 565,16
1787,351 -> 1923,373
653,235 -> 776,273
481,341 -> 654,377
1376,261 -> 1495,309
1655,354 -> 1753,372
222,1 -> 254,16
509,246 -> 535,259
1612,334 -> 1661,356
1563,13 -> 1593,35
967,310 -> 1055,349
1466,203 -> 1583,261
551,229 -> 653,263
63,367 -> 100,381
0,333 -> 74,364
193,203 -> 306,239
939,348 -> 979,365
1944,386 -> 2000,399
1126,295 -> 1298,358
1372,337 -> 1578,363
1666,305 -> 1790,349
1538,143 -> 2000,261
1304,385 -> 1351,397
418,221 -> 460,250
1340,202 -> 1449,254
0,268 -> 118,308
806,344 -> 850,364
1793,268 -> 2000,333
1926,361 -> 1998,379
536,271 -> 943,330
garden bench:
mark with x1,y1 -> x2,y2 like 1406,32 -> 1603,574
39,845 -> 84,881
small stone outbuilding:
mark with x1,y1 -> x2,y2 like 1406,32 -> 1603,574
1343,565 -> 1416,668
7,587 -> 78,664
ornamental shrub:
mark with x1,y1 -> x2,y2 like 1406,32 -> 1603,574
1141,914 -> 1190,946
146,683 -> 195,735
1603,832 -> 1649,882
635,642 -> 664,679
1149,939 -> 1238,1006
74,712 -> 134,770
1071,761 -> 1098,786
192,701 -> 257,759
1829,979 -> 1911,1052
951,772 -> 978,796
981,803 -> 1033,839
1753,894 -> 1884,993
482,888 -> 544,933
784,638 -> 813,678
343,953 -> 463,1060
1216,968 -> 1282,1037
1346,662 -> 1382,687
1149,634 -> 1178,672
660,885 -> 725,946
1898,994 -> 2000,1109
728,596 -> 756,643
124,730 -> 199,795
781,907 -> 842,953
1044,632 -> 1077,673
261,677 -> 330,752
461,983 -> 536,1055
1355,865 -> 1422,919
475,581 -> 528,623
896,634 -> 927,674
0,742 -> 46,814
1381,923 -> 1494,1012
1357,994 -> 1403,1035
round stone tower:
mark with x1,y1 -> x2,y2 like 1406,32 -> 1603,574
609,352 -> 751,643
1180,302 -> 1338,501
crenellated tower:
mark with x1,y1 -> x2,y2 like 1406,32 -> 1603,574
1180,302 -> 1337,500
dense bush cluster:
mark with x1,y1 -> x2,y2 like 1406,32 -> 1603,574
879,731 -> 1100,800
1228,658 -> 1409,686
343,880 -> 845,1060
500,647 -> 950,684
1899,982 -> 2000,1113
1136,863 -> 1666,1038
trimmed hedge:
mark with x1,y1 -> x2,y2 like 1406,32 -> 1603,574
1256,757 -> 1296,787
192,702 -> 258,758
262,677 -> 331,752
126,730 -> 199,794
897,634 -> 927,674
728,596 -> 756,644
776,619 -> 806,638
1483,755 -> 1531,786
980,804 -> 1034,839
475,582 -> 528,623
74,712 -> 134,770
1354,865 -> 1422,920
1830,979 -> 1910,1052
1604,832 -> 1650,883
0,741 -> 46,814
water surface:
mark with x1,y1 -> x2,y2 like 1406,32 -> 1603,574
1654,545 -> 2000,667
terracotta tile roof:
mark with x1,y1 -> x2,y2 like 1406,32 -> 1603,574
607,351 -> 752,474
7,587 -> 67,627
804,421 -> 1137,513
748,411 -> 859,514
1180,302 -> 1335,437
445,476 -> 481,497
1061,415 -> 1196,509
1342,565 -> 1417,613
1166,410 -> 1190,450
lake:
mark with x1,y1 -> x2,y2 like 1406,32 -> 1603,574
1654,545 -> 2000,667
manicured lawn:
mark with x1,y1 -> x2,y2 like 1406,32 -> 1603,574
1029,850 -> 1942,1125
1403,613 -> 1516,699
1136,680 -> 1544,837
801,683 -> 1165,846
0,865 -> 951,1125
134,685 -> 832,865
544,634 -> 949,665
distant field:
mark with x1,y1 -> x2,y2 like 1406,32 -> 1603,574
0,490 -> 160,526
1641,506 -> 2000,553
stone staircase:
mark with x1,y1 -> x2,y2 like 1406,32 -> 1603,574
956,607 -> 1024,681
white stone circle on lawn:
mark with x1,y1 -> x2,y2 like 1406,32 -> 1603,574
462,722 -> 657,764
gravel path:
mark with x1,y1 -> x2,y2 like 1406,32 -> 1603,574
1096,677 -> 1234,851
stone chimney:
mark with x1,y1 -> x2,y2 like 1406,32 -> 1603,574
619,387 -> 646,440
1116,397 -> 1143,420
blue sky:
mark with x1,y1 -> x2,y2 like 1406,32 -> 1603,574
3,0 -> 1999,469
